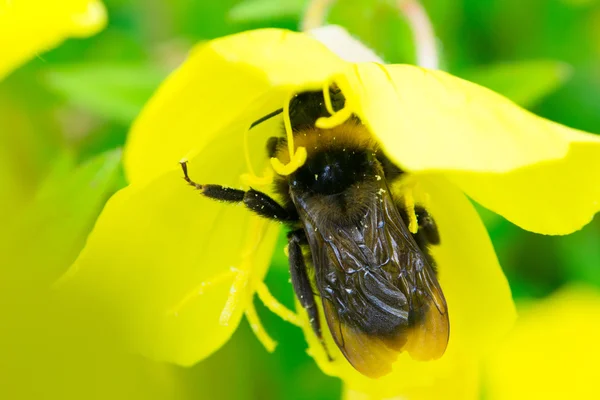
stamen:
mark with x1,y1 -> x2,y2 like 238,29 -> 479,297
283,93 -> 295,157
219,217 -> 268,326
322,82 -> 335,115
241,166 -> 274,187
166,268 -> 237,317
256,281 -> 301,326
243,123 -> 260,179
271,147 -> 307,176
316,79 -> 354,130
404,189 -> 419,234
219,268 -> 249,326
241,117 -> 275,185
316,106 -> 353,129
245,300 -> 277,352
270,93 -> 307,176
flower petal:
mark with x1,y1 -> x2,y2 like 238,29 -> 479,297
0,0 -> 106,80
125,28 -> 347,184
309,25 -> 384,63
418,175 -> 517,352
342,357 -> 479,400
484,285 -> 600,400
300,176 -> 515,398
61,137 -> 280,366
341,63 -> 577,173
0,150 -> 122,287
448,130 -> 600,234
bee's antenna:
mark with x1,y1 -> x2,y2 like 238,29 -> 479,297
249,108 -> 284,129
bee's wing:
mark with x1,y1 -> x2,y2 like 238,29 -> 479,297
298,187 -> 449,378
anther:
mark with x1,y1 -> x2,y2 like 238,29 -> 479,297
269,92 -> 308,176
317,76 -> 353,129
316,106 -> 353,129
323,82 -> 335,115
271,147 -> 307,176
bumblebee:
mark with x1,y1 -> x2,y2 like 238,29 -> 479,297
180,88 -> 449,378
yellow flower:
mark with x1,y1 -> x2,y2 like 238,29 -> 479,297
63,28 -> 600,398
344,285 -> 600,400
484,285 -> 600,400
0,0 -> 107,80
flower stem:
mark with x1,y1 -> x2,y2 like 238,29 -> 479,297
301,0 -> 336,31
396,0 -> 439,69
301,0 -> 439,69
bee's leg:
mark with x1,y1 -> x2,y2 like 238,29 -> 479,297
397,202 -> 440,246
266,136 -> 283,158
376,151 -> 403,182
181,161 -> 296,222
398,203 -> 440,272
287,229 -> 333,361
414,206 -> 440,245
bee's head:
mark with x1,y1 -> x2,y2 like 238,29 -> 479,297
253,88 -> 396,199
287,88 -> 346,132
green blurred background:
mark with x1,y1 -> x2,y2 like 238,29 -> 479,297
1,0 -> 599,399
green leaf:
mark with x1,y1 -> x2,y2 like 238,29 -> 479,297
43,63 -> 166,124
557,221 -> 600,287
0,149 -> 123,287
560,0 -> 599,6
460,60 -> 572,108
228,0 -> 306,22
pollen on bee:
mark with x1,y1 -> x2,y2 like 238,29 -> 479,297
314,174 -> 319,181
376,175 -> 382,181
